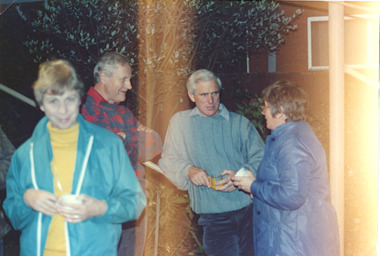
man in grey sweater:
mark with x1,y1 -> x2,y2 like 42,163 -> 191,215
159,69 -> 264,256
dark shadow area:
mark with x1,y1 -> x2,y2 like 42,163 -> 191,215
0,93 -> 42,256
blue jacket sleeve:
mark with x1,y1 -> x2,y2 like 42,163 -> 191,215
3,146 -> 36,230
94,139 -> 146,223
251,140 -> 311,211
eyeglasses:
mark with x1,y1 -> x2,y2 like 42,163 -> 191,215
260,105 -> 270,111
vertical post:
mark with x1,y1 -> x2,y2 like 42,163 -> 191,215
268,53 -> 276,73
138,1 -> 190,138
378,90 -> 380,256
328,2 -> 344,255
246,22 -> 250,74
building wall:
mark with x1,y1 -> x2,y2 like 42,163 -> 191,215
277,3 -> 327,72
249,2 -> 328,73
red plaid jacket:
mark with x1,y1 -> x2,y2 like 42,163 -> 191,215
81,87 -> 162,187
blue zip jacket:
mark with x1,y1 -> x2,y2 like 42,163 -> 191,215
3,115 -> 146,256
251,121 -> 340,256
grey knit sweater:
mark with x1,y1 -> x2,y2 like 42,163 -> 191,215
159,104 -> 265,214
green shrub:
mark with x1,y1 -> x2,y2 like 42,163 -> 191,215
234,88 -> 269,141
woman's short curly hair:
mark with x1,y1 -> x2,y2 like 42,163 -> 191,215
262,80 -> 307,122
32,59 -> 84,106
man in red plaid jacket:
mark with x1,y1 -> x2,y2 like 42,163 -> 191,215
81,52 -> 162,256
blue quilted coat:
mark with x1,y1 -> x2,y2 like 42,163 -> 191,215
251,121 -> 340,256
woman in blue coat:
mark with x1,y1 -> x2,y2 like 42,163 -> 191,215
232,80 -> 340,256
3,59 -> 146,256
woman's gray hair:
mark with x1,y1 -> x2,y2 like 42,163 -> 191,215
94,52 -> 131,83
186,69 -> 222,95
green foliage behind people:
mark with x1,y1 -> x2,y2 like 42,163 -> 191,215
16,0 -> 302,84
16,0 -> 139,85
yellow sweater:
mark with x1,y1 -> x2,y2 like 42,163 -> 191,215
44,122 -> 78,256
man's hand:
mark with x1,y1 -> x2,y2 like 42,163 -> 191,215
137,123 -> 153,133
57,194 -> 108,223
116,131 -> 126,139
187,166 -> 210,188
231,169 -> 256,193
214,170 -> 238,192
24,189 -> 59,216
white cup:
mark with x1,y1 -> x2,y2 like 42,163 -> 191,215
235,167 -> 249,177
58,194 -> 83,210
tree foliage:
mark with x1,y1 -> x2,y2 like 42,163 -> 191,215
16,0 -> 139,84
191,0 -> 302,72
16,0 -> 302,80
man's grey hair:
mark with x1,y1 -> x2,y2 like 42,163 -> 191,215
94,52 -> 131,83
186,69 -> 222,95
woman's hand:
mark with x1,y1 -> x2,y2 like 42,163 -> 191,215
214,170 -> 238,192
57,194 -> 108,223
24,189 -> 59,216
231,170 -> 256,194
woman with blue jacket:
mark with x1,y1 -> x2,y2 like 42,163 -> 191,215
232,80 -> 340,255
3,59 -> 146,256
